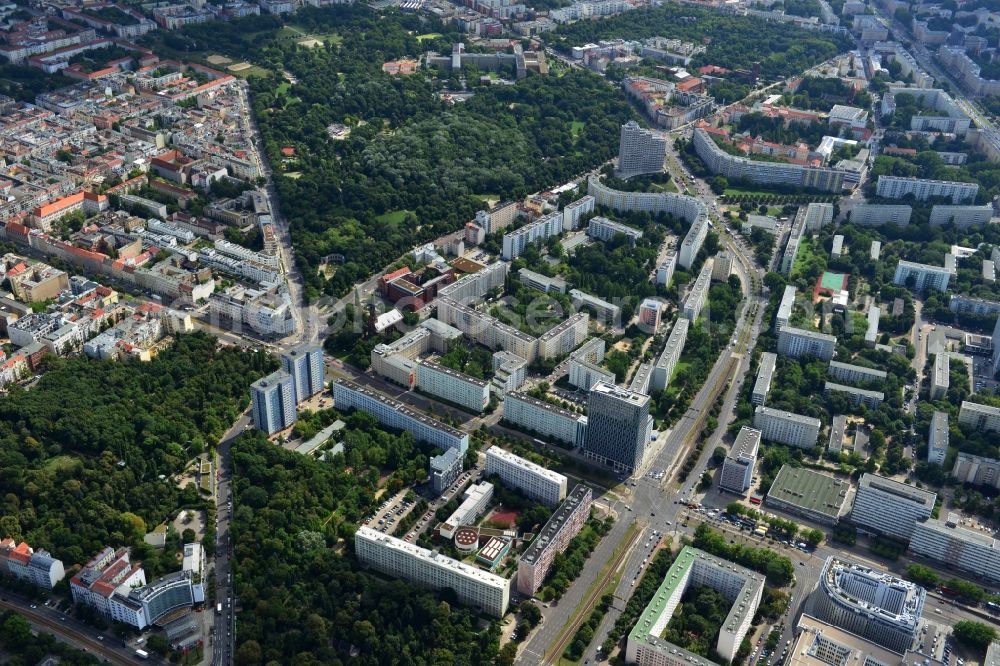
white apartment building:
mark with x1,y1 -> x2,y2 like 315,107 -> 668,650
928,411 -> 948,466
537,313 -> 589,359
213,238 -> 280,268
280,343 -> 325,404
753,405 -> 822,449
617,121 -> 667,178
929,204 -> 993,228
437,297 -> 539,362
501,211 -> 563,260
850,473 -> 936,542
931,353 -> 950,400
430,448 -> 463,495
824,382 -> 884,409
250,369 -> 296,435
827,361 -> 886,385
692,128 -> 846,193
503,391 -> 588,447
679,212 -> 709,270
588,216 -> 643,246
848,204 -> 912,226
910,513 -> 1000,584
416,361 -> 490,413
651,317 -> 690,391
656,248 -> 678,286
518,267 -> 567,294
485,447 -> 568,507
775,286 -> 796,333
70,547 -> 147,619
0,539 -> 65,590
438,262 -> 509,303
893,259 -> 953,292
333,380 -> 469,453
803,203 -> 835,231
865,304 -> 880,347
958,400 -> 1000,432
440,482 -> 494,538
807,556 -> 924,654
569,357 -> 616,391
638,298 -> 662,332
777,326 -> 837,361
952,451 -> 1000,489
586,178 -> 709,271
562,195 -> 595,231
752,353 -> 776,406
491,351 -> 528,395
569,290 -> 620,327
355,526 -> 511,617
712,252 -> 732,282
720,426 -> 761,493
627,546 -> 764,665
683,260 -> 713,321
517,484 -> 593,595
875,175 -> 978,203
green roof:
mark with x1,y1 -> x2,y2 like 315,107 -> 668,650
627,546 -> 764,662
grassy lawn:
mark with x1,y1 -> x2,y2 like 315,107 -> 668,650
651,179 -> 678,193
791,236 -> 819,280
416,32 -> 442,42
723,185 -> 782,197
284,171 -> 303,180
376,209 -> 413,226
671,361 -> 691,383
230,65 -> 271,79
276,81 -> 291,95
473,193 -> 501,206
43,455 -> 79,472
570,120 -> 586,140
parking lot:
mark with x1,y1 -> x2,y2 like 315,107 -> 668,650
362,461 -> 487,543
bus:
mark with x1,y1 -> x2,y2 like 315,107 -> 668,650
217,603 -> 223,615
135,649 -> 149,660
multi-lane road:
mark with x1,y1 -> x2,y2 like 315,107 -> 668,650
517,147 -> 768,663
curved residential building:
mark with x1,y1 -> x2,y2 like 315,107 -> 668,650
808,556 -> 924,654
587,177 -> 708,268
692,127 -> 846,193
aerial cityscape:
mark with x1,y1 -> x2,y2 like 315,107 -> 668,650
1,0 -> 1000,664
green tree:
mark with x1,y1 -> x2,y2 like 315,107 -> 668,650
953,621 -> 997,651
905,564 -> 939,588
1,613 -> 32,649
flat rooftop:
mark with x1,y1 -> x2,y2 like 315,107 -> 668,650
858,473 -> 936,508
628,546 -> 764,660
520,484 -> 591,565
767,466 -> 851,520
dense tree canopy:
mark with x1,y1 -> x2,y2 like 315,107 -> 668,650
550,4 -> 851,79
0,333 -> 273,565
231,434 -> 501,665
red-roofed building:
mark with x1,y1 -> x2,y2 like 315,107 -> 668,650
676,77 -> 704,93
150,149 -> 199,185
0,538 -> 65,589
30,191 -> 108,232
698,65 -> 731,76
379,267 -> 412,295
71,547 -> 146,617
